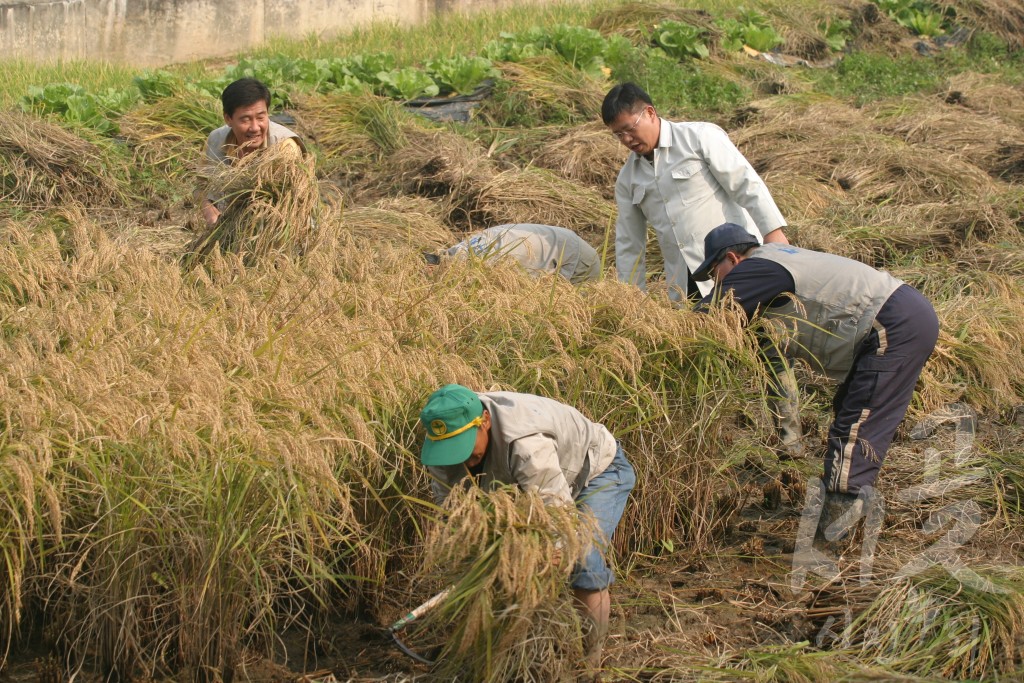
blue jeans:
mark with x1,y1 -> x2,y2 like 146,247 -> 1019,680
570,444 -> 636,591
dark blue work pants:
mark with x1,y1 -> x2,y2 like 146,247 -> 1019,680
824,284 -> 939,494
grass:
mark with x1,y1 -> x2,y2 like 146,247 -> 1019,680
0,59 -> 139,108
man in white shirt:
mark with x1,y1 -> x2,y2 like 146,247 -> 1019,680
602,82 -> 789,300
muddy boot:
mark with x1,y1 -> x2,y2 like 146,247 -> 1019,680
818,491 -> 864,543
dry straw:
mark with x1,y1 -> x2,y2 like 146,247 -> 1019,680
935,0 -> 1024,48
184,144 -> 324,265
485,54 -> 606,124
0,110 -> 127,209
473,167 -> 616,234
118,92 -> 222,177
588,3 -> 718,41
943,71 -> 1024,130
735,99 -> 998,205
341,195 -> 455,248
410,486 -> 595,682
532,121 -> 628,199
846,568 -> 1024,679
865,96 -> 1024,180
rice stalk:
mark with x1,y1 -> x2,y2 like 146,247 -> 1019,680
482,54 -> 607,126
380,126 -> 500,213
411,485 -> 594,683
184,144 -> 323,266
942,72 -> 1024,129
472,166 -> 616,234
341,197 -> 455,248
865,96 -> 1024,179
531,122 -> 628,198
588,3 -> 718,42
118,91 -> 222,176
844,567 -> 1024,679
0,109 -> 128,209
935,0 -> 1024,48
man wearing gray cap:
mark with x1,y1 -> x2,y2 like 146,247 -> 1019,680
694,223 -> 938,535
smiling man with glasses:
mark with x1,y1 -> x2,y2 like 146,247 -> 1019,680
602,82 -> 789,302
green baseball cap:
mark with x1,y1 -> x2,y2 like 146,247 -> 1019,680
419,384 -> 484,466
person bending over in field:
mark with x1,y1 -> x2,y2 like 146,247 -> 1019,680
196,77 -> 306,227
425,223 -> 601,284
695,222 -> 938,539
602,82 -> 789,302
419,384 -> 635,673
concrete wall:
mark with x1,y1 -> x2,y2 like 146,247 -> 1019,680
1,0 -> 526,65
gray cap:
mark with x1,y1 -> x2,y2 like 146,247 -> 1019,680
692,223 -> 760,281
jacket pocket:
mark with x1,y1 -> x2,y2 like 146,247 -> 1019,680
670,160 -> 714,205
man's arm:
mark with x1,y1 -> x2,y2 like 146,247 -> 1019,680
698,258 -> 802,452
697,258 -> 794,319
614,177 -> 648,289
197,132 -> 223,227
697,123 -> 787,241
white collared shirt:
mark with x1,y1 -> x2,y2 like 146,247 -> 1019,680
614,119 -> 786,298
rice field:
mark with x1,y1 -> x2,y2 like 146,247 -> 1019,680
2,0 -> 1024,681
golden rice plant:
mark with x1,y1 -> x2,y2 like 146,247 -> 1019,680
0,222 -> 369,679
184,144 -> 324,265
0,453 -> 59,662
892,265 -> 1024,411
409,486 -> 595,683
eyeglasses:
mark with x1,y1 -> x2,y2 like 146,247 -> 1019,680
611,110 -> 645,140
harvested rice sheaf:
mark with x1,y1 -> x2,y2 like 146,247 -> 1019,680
473,167 -> 615,235
341,197 -> 454,248
0,110 -> 127,209
845,568 -> 1024,679
409,486 -> 595,682
184,144 -> 324,265
532,122 -> 628,199
483,54 -> 606,126
118,93 -> 222,175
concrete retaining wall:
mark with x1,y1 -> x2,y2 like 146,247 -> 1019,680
1,0 -> 526,65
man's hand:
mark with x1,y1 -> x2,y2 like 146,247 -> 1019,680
202,202 -> 220,227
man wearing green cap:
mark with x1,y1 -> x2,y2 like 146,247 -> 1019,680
419,384 -> 636,670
